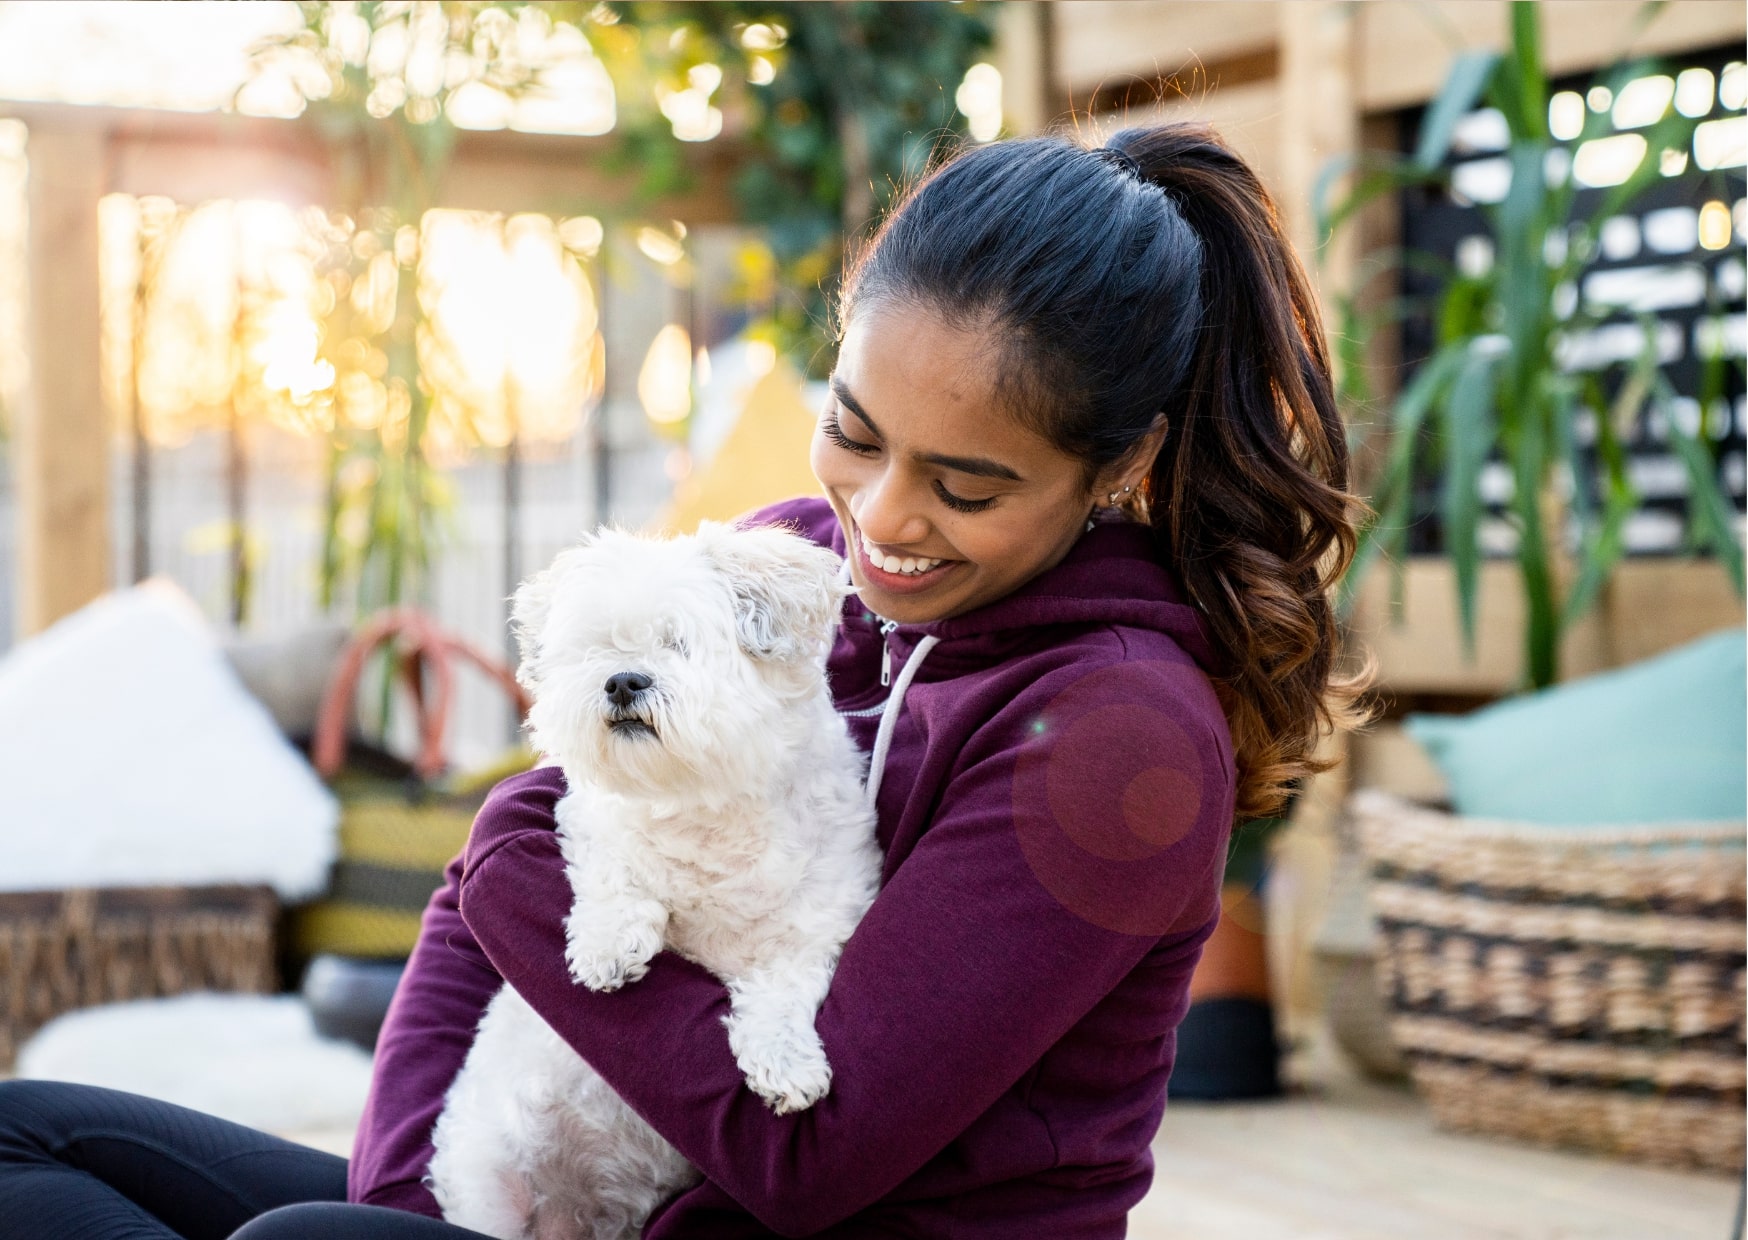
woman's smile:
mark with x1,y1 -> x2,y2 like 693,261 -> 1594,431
852,526 -> 962,595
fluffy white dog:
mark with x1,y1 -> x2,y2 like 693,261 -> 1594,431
427,521 -> 880,1240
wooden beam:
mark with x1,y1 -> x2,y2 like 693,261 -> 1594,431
1085,78 -> 1282,196
1357,0 -> 1748,114
1053,1 -> 1280,101
1603,559 -> 1745,665
0,101 -> 743,222
1344,556 -> 1748,696
15,122 -> 108,637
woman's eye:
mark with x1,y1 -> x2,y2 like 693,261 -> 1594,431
822,412 -> 878,456
933,480 -> 996,514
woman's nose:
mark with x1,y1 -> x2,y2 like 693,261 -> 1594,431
851,469 -> 930,546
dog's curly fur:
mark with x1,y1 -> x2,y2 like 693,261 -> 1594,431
427,522 -> 880,1240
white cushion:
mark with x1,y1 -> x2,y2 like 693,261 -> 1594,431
0,580 -> 337,898
18,994 -> 373,1137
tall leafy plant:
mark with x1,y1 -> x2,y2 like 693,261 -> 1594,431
251,1 -> 994,625
1323,2 -> 1744,690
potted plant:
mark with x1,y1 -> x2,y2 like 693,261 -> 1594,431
1321,1 -> 1743,690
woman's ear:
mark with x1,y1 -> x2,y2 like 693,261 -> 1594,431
1089,418 -> 1169,504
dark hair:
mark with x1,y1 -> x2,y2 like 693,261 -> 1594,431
840,123 -> 1373,820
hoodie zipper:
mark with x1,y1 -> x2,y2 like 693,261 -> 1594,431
877,619 -> 900,687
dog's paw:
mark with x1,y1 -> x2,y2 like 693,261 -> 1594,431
564,916 -> 663,992
727,1020 -> 834,1115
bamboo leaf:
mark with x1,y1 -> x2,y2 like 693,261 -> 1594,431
1442,345 -> 1499,655
1652,370 -> 1746,595
1318,156 -> 1448,246
1413,49 -> 1502,171
1339,345 -> 1468,615
1563,373 -> 1636,626
1504,2 -> 1548,141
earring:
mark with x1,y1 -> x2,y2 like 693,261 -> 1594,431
1106,484 -> 1133,507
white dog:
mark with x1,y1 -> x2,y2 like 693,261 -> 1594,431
427,521 -> 881,1240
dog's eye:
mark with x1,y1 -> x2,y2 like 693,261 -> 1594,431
660,635 -> 690,657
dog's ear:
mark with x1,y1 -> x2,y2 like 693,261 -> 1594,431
698,521 -> 847,662
510,532 -> 595,691
509,566 -> 555,693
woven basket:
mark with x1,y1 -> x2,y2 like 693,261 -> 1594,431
0,885 -> 277,1069
1352,789 -> 1746,1172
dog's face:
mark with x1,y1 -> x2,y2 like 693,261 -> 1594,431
512,522 -> 848,798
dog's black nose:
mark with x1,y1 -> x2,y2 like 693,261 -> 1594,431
604,672 -> 653,706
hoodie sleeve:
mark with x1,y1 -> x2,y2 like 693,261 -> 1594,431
460,664 -> 1230,1237
347,851 -> 503,1216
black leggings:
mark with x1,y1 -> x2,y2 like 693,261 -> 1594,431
0,1080 -> 487,1239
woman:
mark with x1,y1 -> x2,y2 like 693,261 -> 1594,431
0,122 -> 1368,1239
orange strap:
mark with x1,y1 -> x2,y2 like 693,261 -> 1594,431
311,609 -> 531,782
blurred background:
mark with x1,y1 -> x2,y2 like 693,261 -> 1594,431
0,4 -> 1743,1238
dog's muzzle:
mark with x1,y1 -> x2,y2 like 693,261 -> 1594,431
604,671 -> 658,739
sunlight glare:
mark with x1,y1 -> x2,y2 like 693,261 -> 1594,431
639,324 -> 693,425
1573,134 -> 1646,188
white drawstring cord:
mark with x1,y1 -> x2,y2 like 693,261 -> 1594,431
864,634 -> 938,813
835,547 -> 936,813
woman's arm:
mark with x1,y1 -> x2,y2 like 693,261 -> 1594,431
347,851 -> 505,1216
460,675 -> 1230,1237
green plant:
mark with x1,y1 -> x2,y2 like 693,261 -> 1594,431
592,2 -> 996,371
1322,2 -> 1744,690
248,1 -> 994,626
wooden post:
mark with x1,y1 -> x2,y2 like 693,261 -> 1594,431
994,2 -> 1052,137
1277,1 -> 1360,299
15,123 -> 108,637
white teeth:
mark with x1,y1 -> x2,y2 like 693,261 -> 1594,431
861,532 -> 943,576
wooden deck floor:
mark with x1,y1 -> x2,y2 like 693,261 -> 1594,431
1135,1049 -> 1742,1240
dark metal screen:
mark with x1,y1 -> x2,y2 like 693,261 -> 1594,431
1396,48 -> 1746,558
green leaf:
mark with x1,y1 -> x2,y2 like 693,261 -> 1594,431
1413,49 -> 1501,171
1317,155 -> 1448,247
1442,345 -> 1500,654
1652,370 -> 1746,595
1504,2 -> 1548,141
1562,373 -> 1636,627
1340,344 -> 1468,615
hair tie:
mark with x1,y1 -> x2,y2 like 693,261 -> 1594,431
1095,146 -> 1143,182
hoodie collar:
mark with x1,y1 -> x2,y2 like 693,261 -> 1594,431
835,516 -> 1224,678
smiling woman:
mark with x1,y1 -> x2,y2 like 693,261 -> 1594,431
0,122 -> 1373,1240
810,302 -> 1155,622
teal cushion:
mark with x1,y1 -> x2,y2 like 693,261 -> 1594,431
1405,627 -> 1746,825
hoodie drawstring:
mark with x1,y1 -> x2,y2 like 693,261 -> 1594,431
865,634 -> 938,814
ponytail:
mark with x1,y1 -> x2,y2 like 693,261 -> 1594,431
844,122 -> 1374,820
1108,123 -> 1374,818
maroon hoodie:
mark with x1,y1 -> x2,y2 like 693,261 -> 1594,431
350,496 -> 1237,1238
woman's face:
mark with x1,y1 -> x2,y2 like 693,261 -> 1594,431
811,302 -> 1134,625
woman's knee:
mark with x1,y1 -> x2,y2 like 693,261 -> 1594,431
231,1202 -> 357,1239
0,1079 -> 87,1156
230,1201 -> 481,1239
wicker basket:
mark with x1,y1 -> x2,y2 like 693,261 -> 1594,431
0,885 -> 277,1069
1352,789 -> 1746,1172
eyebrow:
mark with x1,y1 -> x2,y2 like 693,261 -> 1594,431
829,377 -> 1025,483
